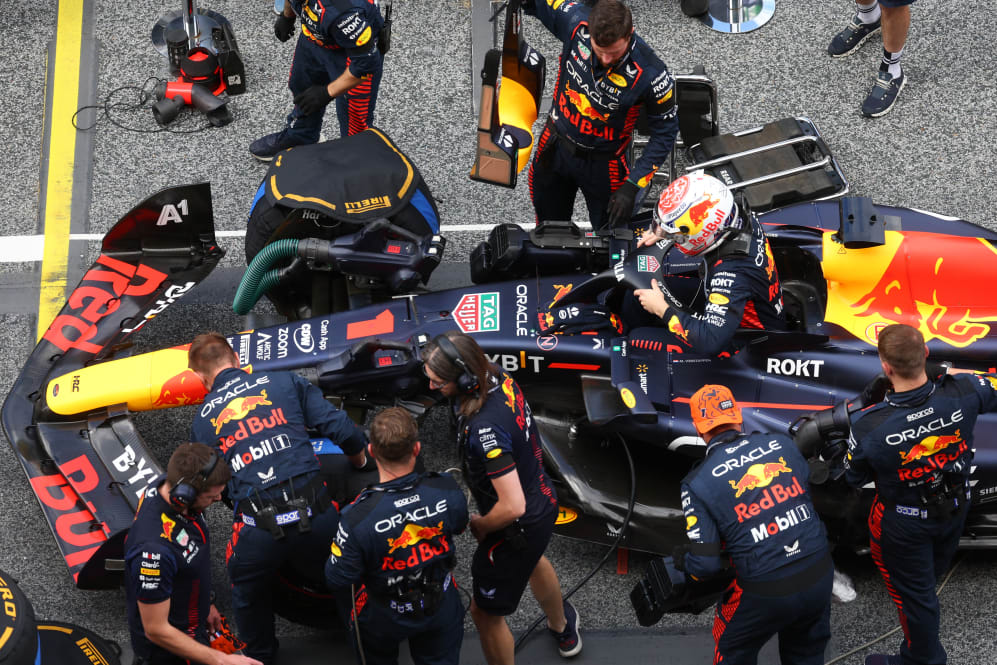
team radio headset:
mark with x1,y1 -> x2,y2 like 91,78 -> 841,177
433,335 -> 480,395
169,446 -> 220,511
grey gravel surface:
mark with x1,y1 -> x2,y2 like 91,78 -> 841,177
2,0 -> 997,663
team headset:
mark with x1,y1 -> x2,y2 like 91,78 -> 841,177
432,335 -> 480,395
168,446 -> 220,511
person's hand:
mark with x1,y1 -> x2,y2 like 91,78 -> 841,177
207,603 -> 223,633
274,13 -> 295,42
218,653 -> 264,665
607,180 -> 640,227
634,279 -> 669,319
469,513 -> 485,542
294,84 -> 333,115
636,228 -> 658,248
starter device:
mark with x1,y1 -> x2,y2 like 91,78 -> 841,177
152,23 -> 246,127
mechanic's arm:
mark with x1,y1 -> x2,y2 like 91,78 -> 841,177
446,476 -> 471,535
470,471 -> 525,541
628,70 -> 679,187
674,485 -> 727,579
324,519 -> 367,590
843,431 -> 874,488
296,376 -> 368,469
523,0 -> 585,42
139,600 -> 262,665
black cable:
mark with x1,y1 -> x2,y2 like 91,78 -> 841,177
514,432 -> 637,651
72,76 -> 214,134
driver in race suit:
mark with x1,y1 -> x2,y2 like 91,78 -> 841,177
325,407 -> 469,665
525,0 -> 678,229
250,0 -> 385,161
845,323 -> 997,665
632,172 -> 787,356
188,333 -> 370,665
677,384 -> 833,665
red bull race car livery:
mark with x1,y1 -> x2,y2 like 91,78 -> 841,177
6,152 -> 997,621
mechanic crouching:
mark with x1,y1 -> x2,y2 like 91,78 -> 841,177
325,407 -> 468,665
845,324 -> 997,665
677,384 -> 833,665
188,332 -> 371,665
125,443 -> 260,665
422,331 -> 581,664
632,172 -> 787,356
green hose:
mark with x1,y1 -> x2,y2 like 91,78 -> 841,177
233,238 -> 300,315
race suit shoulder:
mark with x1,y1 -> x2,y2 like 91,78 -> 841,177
681,431 -> 828,582
664,220 -> 786,356
846,373 -> 997,505
191,367 -> 364,501
295,0 -> 383,77
527,0 -> 677,183
460,372 -> 558,526
324,471 -> 468,624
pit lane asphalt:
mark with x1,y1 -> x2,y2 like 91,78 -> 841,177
1,1 -> 996,663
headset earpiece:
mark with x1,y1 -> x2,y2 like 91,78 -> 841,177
434,335 -> 480,395
169,447 -> 220,511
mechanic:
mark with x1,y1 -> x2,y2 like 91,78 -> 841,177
678,384 -> 833,665
631,171 -> 786,356
422,331 -> 581,663
125,443 -> 261,665
188,332 -> 371,665
827,0 -> 913,117
250,0 -> 385,161
845,323 -> 997,665
325,407 -> 468,665
525,0 -> 678,229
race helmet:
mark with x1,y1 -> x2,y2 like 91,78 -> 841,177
652,172 -> 737,256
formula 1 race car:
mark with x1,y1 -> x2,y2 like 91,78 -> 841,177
6,132 -> 997,627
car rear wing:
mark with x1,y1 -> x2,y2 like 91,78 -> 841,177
1,183 -> 224,587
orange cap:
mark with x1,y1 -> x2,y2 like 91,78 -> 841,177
690,384 -> 742,434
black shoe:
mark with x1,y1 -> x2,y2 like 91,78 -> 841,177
681,0 -> 709,17
865,655 -> 901,665
861,70 -> 905,118
548,600 -> 582,658
249,129 -> 308,162
828,14 -> 881,57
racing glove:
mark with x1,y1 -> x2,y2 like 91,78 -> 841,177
275,13 -> 296,42
294,85 -> 334,115
607,180 -> 640,227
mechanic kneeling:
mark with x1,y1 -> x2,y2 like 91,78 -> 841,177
325,407 -> 468,665
846,324 -> 997,665
188,333 -> 371,665
125,443 -> 260,665
677,384 -> 833,665
632,172 -> 787,356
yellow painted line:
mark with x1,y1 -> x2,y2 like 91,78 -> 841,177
37,0 -> 85,341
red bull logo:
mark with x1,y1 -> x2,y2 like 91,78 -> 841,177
686,195 -> 719,233
667,315 -> 690,345
538,311 -> 555,331
153,369 -> 207,407
900,430 -> 961,465
211,391 -> 272,435
502,377 -> 517,411
824,230 -> 997,348
549,284 -> 573,309
387,521 -> 445,554
563,85 -> 609,123
161,514 -> 176,540
728,457 -> 792,498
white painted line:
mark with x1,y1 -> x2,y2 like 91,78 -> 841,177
0,222 -> 591,263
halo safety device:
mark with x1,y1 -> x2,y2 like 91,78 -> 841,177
169,447 -> 221,510
432,335 -> 480,395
